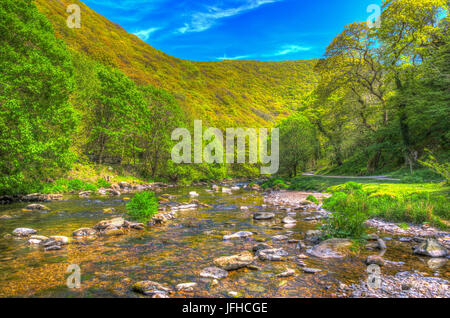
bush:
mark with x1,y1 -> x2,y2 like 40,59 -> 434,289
126,191 -> 159,223
321,187 -> 368,239
306,195 -> 319,205
96,178 -> 111,189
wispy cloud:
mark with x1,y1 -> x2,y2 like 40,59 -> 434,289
134,27 -> 161,41
271,44 -> 312,56
178,0 -> 283,34
215,54 -> 253,61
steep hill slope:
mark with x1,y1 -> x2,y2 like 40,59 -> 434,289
34,0 -> 318,127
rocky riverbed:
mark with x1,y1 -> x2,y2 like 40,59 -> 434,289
0,183 -> 448,298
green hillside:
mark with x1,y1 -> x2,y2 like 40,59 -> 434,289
34,0 -> 318,127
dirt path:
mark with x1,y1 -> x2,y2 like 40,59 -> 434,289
302,173 -> 401,181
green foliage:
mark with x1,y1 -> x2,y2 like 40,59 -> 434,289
39,178 -> 99,194
277,114 -> 319,177
419,151 -> 450,184
126,192 -> 159,223
0,0 -> 76,195
306,195 -> 319,205
322,190 -> 368,239
96,178 -> 111,189
323,182 -> 449,230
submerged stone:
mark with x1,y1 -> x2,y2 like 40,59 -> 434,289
132,280 -> 171,296
223,231 -> 253,240
256,248 -> 289,261
213,251 -> 254,270
413,239 -> 448,258
200,267 -> 228,279
308,238 -> 353,259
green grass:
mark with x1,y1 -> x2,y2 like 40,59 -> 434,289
324,182 -> 449,231
263,176 -> 449,232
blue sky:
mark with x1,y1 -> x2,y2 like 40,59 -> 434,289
82,0 -> 381,61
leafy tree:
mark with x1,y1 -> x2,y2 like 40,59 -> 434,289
0,0 -> 76,194
87,64 -> 145,164
277,113 -> 318,177
137,86 -> 185,178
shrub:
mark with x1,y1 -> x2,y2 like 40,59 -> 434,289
322,188 -> 368,239
126,191 -> 159,223
306,195 -> 319,205
96,178 -> 111,189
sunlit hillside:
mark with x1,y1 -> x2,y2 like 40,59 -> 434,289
34,0 -> 318,127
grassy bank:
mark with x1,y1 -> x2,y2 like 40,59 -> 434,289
34,163 -> 152,194
262,176 -> 449,231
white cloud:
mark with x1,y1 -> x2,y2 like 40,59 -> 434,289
215,54 -> 252,61
134,27 -> 161,41
271,44 -> 311,56
178,0 -> 283,34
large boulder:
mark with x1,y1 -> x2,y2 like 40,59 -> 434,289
12,228 -> 37,237
73,228 -> 96,237
413,239 -> 448,258
213,251 -> 254,270
308,238 -> 353,259
93,217 -> 126,230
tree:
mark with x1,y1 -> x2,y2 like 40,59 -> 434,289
87,64 -> 145,164
377,0 -> 448,171
277,113 -> 318,177
137,86 -> 185,178
0,0 -> 76,194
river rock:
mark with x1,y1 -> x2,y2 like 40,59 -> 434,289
366,255 -> 385,266
308,238 -> 353,259
12,228 -> 37,237
304,230 -> 323,244
93,217 -> 126,230
303,268 -> 322,274
119,181 -> 131,189
25,204 -> 49,211
413,239 -> 448,258
189,191 -> 199,198
176,282 -> 197,292
212,185 -> 220,191
44,245 -> 62,251
223,231 -> 253,240
427,258 -> 448,270
282,216 -> 296,224
252,243 -> 272,253
79,191 -> 94,197
276,268 -> 296,277
256,248 -> 289,261
102,226 -> 125,236
200,267 -> 228,279
271,235 -> 289,241
73,228 -> 97,237
253,212 -> 275,220
213,251 -> 254,270
132,280 -> 171,297
49,236 -> 70,245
